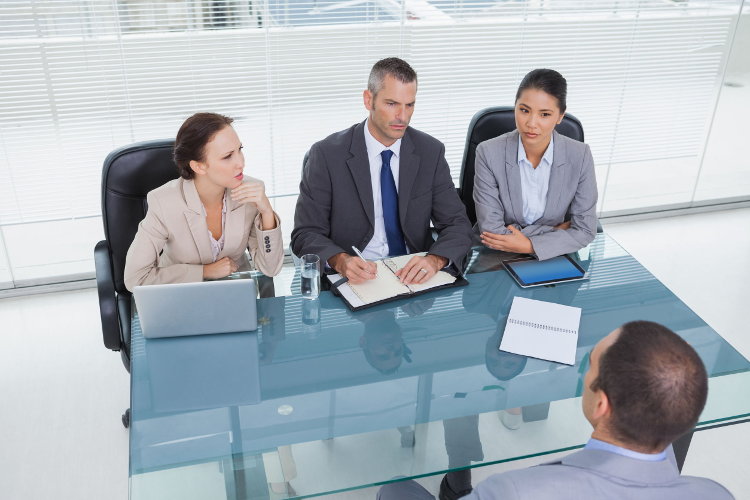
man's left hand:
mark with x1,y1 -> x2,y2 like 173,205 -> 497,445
481,226 -> 534,254
395,254 -> 447,285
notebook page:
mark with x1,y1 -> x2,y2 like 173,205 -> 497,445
499,296 -> 580,365
326,273 -> 366,308
348,260 -> 410,304
383,253 -> 457,292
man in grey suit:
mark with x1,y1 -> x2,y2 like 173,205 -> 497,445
292,58 -> 472,284
378,320 -> 734,500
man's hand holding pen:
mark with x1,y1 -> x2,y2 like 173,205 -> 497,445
329,251 -> 377,284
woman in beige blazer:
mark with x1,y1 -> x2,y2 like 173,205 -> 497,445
124,113 -> 284,290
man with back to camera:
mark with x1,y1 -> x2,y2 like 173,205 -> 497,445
378,320 -> 735,500
291,57 -> 473,285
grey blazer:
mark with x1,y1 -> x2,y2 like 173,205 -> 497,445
291,120 -> 473,274
473,130 -> 598,261
464,448 -> 734,500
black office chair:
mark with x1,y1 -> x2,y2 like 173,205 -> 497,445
458,106 -> 585,227
94,139 -> 178,426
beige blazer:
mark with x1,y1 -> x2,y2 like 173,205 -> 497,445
124,177 -> 284,291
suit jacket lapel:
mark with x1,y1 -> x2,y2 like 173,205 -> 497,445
504,131 -> 525,224
220,193 -> 246,259
542,131 -> 567,221
398,130 -> 419,228
182,179 -> 215,264
346,121 -> 375,228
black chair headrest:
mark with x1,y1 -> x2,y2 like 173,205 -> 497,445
101,139 -> 178,294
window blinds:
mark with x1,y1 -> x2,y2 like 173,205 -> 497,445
0,0 -> 743,282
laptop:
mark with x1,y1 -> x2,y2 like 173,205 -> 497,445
133,279 -> 258,338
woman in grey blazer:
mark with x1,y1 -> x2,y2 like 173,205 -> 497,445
124,113 -> 284,290
473,69 -> 598,261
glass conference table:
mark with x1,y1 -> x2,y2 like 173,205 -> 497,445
128,234 -> 750,499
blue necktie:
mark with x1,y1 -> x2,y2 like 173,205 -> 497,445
380,150 -> 406,256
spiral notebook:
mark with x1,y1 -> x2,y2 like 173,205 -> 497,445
499,296 -> 581,365
327,252 -> 466,310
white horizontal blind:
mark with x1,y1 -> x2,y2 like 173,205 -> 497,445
0,0 -> 743,281
408,1 -> 740,206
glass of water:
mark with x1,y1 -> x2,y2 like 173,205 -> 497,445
299,254 -> 320,299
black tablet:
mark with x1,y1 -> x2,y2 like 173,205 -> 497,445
502,255 -> 587,288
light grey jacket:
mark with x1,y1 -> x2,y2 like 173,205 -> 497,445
473,130 -> 598,260
464,448 -> 734,500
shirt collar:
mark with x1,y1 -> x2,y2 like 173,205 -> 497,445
364,118 -> 402,159
585,438 -> 667,462
517,134 -> 554,168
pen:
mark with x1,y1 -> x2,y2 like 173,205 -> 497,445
352,246 -> 377,277
351,245 -> 367,262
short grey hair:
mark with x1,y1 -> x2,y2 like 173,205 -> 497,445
367,57 -> 418,96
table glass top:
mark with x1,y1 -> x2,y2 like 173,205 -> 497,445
129,234 -> 750,499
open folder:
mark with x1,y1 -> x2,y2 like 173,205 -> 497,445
327,252 -> 468,311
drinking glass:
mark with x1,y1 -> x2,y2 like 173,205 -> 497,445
299,254 -> 320,299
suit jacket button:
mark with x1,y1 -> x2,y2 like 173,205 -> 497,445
265,249 -> 271,253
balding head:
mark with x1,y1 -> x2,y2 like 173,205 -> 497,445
589,321 -> 708,451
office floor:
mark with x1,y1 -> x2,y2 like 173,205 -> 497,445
0,208 -> 748,500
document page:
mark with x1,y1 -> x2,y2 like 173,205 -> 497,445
383,253 -> 457,292
326,273 -> 365,308
348,260 -> 410,304
499,296 -> 581,365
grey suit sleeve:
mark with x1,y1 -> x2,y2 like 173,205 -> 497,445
473,142 -> 512,235
427,144 -> 474,273
529,145 -> 598,261
520,223 -> 555,237
291,144 -> 347,265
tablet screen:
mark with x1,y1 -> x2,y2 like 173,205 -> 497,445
505,255 -> 585,286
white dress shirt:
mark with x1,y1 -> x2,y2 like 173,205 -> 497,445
518,135 -> 554,226
362,119 -> 405,260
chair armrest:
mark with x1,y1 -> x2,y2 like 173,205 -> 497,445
94,240 -> 122,351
